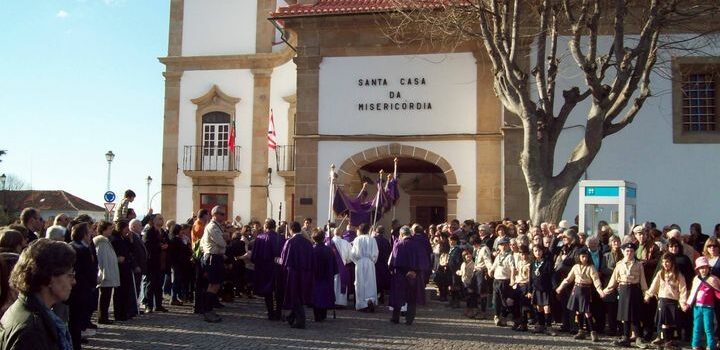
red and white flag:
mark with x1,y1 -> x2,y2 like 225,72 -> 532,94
268,109 -> 277,150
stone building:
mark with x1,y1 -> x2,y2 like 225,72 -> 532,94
160,0 -> 720,231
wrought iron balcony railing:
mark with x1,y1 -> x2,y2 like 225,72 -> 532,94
183,145 -> 241,172
275,145 -> 295,172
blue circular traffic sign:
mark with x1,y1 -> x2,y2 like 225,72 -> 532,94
104,191 -> 116,202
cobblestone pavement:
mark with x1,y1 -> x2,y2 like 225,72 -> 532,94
84,292 -> 631,350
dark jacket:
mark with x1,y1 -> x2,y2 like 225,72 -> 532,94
168,236 -> 192,273
143,226 -> 164,274
0,294 -> 61,350
130,232 -> 147,274
529,255 -> 554,293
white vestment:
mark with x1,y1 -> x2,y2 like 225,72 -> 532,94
331,236 -> 352,306
350,234 -> 379,310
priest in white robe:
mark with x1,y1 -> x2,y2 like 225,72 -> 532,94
329,227 -> 352,306
350,223 -> 379,311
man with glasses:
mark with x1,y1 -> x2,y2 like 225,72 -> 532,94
199,206 -> 227,323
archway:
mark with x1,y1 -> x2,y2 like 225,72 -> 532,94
336,143 -> 461,225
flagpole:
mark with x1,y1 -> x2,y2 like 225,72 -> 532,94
328,164 -> 336,227
392,157 -> 398,220
372,169 -> 383,228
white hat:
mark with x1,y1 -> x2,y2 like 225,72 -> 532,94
558,220 -> 570,229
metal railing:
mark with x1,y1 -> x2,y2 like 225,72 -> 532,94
183,145 -> 241,172
275,145 -> 295,172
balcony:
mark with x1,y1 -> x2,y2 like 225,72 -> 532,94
182,145 -> 241,181
275,145 -> 295,172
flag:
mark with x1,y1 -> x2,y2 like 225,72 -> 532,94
228,117 -> 236,152
268,109 -> 277,150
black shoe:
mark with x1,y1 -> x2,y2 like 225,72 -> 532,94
88,323 -> 98,329
214,301 -> 225,309
290,324 -> 306,329
368,300 -> 375,313
390,318 -> 400,324
97,319 -> 114,325
155,306 -> 169,313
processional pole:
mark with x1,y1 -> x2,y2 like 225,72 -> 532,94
372,169 -> 384,228
392,157 -> 398,220
328,164 -> 336,230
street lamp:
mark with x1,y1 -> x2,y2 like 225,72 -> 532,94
146,175 -> 152,212
105,151 -> 115,192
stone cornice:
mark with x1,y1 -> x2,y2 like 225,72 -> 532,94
159,34 -> 297,72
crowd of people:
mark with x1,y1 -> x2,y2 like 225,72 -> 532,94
0,188 -> 720,350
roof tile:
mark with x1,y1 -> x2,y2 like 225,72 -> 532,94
272,0 -> 467,18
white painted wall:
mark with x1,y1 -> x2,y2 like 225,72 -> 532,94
176,70 -> 255,221
267,60 -> 297,221
317,141 -> 477,225
318,53 -> 477,135
182,0 -> 257,56
533,35 -> 720,231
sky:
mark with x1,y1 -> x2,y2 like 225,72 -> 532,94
0,0 -> 169,214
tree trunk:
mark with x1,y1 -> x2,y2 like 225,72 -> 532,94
527,180 -> 578,225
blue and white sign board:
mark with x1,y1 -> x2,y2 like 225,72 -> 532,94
579,180 -> 637,237
104,191 -> 116,203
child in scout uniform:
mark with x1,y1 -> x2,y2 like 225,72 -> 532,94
529,244 -> 556,335
510,245 -> 531,332
556,248 -> 604,342
458,250 -> 476,318
644,253 -> 687,350
600,241 -> 648,348
683,256 -> 720,350
490,236 -> 514,327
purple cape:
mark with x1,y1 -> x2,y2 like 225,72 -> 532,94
388,237 -> 423,308
250,230 -> 285,296
281,234 -> 314,309
311,243 -> 337,309
374,234 -> 392,291
332,178 -> 400,226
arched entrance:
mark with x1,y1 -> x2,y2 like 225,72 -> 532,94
336,143 -> 461,226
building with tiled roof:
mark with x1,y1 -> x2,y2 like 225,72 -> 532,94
0,190 -> 106,222
159,1 -> 720,232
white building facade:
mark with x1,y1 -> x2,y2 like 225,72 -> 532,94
161,0 -> 720,232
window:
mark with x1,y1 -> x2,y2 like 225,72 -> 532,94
681,73 -> 716,131
673,57 -> 720,143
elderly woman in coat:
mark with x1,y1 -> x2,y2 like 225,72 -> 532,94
94,221 -> 120,324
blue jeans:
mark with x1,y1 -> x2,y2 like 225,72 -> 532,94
693,305 -> 716,349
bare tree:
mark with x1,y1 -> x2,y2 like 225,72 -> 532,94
385,0 -> 720,224
3,174 -> 28,191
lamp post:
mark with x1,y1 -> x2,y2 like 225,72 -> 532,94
146,176 -> 152,212
105,151 -> 115,192
105,151 -> 115,220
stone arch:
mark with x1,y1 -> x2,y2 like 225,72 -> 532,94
336,143 -> 461,220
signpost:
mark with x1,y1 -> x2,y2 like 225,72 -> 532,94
104,191 -> 116,220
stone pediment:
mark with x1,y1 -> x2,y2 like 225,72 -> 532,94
191,85 -> 240,113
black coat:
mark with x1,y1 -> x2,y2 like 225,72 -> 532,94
168,236 -> 192,273
69,241 -> 95,294
530,255 -> 554,293
143,227 -> 164,274
0,294 -> 61,350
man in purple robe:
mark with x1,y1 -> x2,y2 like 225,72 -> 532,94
311,228 -> 337,321
373,225 -> 392,304
410,224 -> 432,305
280,221 -> 313,329
342,225 -> 357,299
251,218 -> 285,320
389,225 -> 422,325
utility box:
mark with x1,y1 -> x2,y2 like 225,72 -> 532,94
578,180 -> 637,237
